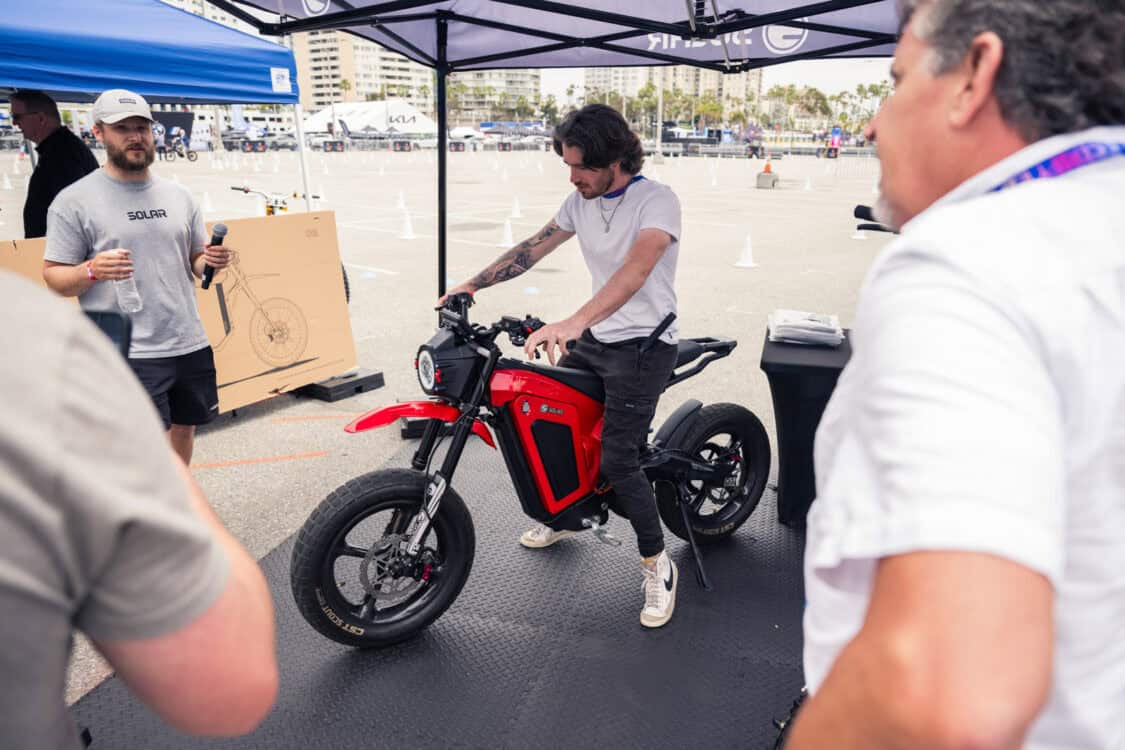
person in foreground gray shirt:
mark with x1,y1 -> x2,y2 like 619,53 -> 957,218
0,271 -> 277,749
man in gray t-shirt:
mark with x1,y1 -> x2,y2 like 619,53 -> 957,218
0,271 -> 277,749
441,105 -> 683,629
42,88 -> 232,464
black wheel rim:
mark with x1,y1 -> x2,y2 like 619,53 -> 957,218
317,498 -> 452,628
681,426 -> 757,527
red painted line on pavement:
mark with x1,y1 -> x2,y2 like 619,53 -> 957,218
190,451 -> 330,470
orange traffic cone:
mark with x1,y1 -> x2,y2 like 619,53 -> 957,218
763,159 -> 772,174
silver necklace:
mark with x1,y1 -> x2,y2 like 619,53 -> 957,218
597,184 -> 630,233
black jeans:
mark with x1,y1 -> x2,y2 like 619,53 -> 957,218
559,330 -> 678,558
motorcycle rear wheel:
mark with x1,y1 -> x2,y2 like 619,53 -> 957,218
291,468 -> 475,648
656,403 -> 770,543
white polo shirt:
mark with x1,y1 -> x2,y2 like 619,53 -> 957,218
804,127 -> 1125,749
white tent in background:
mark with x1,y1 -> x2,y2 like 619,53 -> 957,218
449,125 -> 488,141
303,101 -> 437,136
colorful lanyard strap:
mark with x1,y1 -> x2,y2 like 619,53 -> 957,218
992,141 -> 1125,192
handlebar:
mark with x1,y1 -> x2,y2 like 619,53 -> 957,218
852,204 -> 897,234
436,293 -> 545,350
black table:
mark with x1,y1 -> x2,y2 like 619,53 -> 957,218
759,331 -> 852,527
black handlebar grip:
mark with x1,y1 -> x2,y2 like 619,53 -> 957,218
854,205 -> 877,222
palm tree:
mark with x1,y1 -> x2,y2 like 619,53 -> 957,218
338,78 -> 352,102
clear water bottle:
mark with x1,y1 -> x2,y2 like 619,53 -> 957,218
115,275 -> 143,313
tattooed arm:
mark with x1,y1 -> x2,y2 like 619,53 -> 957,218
439,220 -> 573,304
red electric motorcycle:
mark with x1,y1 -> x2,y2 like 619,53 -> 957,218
290,293 -> 770,647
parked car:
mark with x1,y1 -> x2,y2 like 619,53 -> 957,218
264,133 -> 299,151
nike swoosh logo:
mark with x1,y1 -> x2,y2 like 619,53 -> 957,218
664,567 -> 674,591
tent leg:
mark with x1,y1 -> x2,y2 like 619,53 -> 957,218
294,103 -> 314,211
436,17 -> 449,298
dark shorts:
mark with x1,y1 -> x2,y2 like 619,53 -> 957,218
128,346 -> 219,430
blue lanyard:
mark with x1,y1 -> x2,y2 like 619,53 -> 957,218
992,142 -> 1125,192
603,174 -> 645,199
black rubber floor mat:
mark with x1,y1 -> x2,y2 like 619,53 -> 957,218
72,440 -> 807,750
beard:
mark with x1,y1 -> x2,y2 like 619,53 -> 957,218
574,170 -> 614,199
106,141 -> 154,172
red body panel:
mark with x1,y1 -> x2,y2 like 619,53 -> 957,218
490,368 -> 604,514
345,401 -> 496,448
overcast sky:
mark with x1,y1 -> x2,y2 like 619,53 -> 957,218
540,58 -> 893,101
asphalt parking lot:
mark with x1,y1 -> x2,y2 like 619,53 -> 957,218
1,144 -> 892,702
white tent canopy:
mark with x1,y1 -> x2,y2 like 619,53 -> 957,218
304,100 -> 437,135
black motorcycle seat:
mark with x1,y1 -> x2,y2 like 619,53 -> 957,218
496,359 -> 606,402
675,340 -> 705,368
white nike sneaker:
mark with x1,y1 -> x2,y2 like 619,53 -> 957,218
640,550 -> 677,628
519,524 -> 576,549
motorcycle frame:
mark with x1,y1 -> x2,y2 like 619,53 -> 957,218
352,337 -> 737,573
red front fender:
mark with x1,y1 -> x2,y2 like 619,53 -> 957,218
345,401 -> 496,449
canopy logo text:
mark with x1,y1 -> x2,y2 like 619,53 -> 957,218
302,0 -> 331,16
763,20 -> 810,55
646,21 -> 810,56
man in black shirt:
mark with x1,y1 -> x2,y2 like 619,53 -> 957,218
10,90 -> 99,238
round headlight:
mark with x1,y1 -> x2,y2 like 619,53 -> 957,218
417,349 -> 436,392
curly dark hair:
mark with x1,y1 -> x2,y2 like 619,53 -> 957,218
898,0 -> 1125,142
552,104 -> 645,175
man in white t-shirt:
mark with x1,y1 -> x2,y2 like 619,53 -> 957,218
441,104 -> 683,628
786,1 -> 1125,748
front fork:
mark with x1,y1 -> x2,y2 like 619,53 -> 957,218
403,346 -> 500,556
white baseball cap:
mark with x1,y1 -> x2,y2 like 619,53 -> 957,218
92,89 -> 153,124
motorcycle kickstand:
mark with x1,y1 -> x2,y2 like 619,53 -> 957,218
677,491 -> 714,591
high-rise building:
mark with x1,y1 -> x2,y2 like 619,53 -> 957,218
583,65 -> 763,124
292,30 -> 435,115
448,70 -> 542,126
158,0 -> 259,35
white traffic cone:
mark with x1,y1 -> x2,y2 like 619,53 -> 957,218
511,196 -> 522,219
710,171 -> 718,188
254,194 -> 267,217
398,209 -> 416,240
201,192 -> 215,213
497,218 -> 514,247
804,178 -> 813,191
2,174 -> 12,191
395,190 -> 405,210
734,231 -> 758,268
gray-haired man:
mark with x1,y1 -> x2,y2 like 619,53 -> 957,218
787,2 -> 1125,748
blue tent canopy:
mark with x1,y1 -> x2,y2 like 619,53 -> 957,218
0,0 -> 299,104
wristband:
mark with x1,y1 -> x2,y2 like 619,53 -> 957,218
86,262 -> 97,281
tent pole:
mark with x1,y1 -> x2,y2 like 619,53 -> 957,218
436,17 -> 449,297
293,103 -> 314,211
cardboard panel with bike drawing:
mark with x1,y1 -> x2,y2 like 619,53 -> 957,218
1,211 -> 355,413
200,211 -> 355,412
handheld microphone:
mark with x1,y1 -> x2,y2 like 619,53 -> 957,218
201,223 -> 228,290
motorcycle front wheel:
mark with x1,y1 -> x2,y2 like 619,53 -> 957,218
291,468 -> 475,648
656,403 -> 770,543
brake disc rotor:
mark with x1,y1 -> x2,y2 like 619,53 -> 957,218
357,533 -> 404,597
